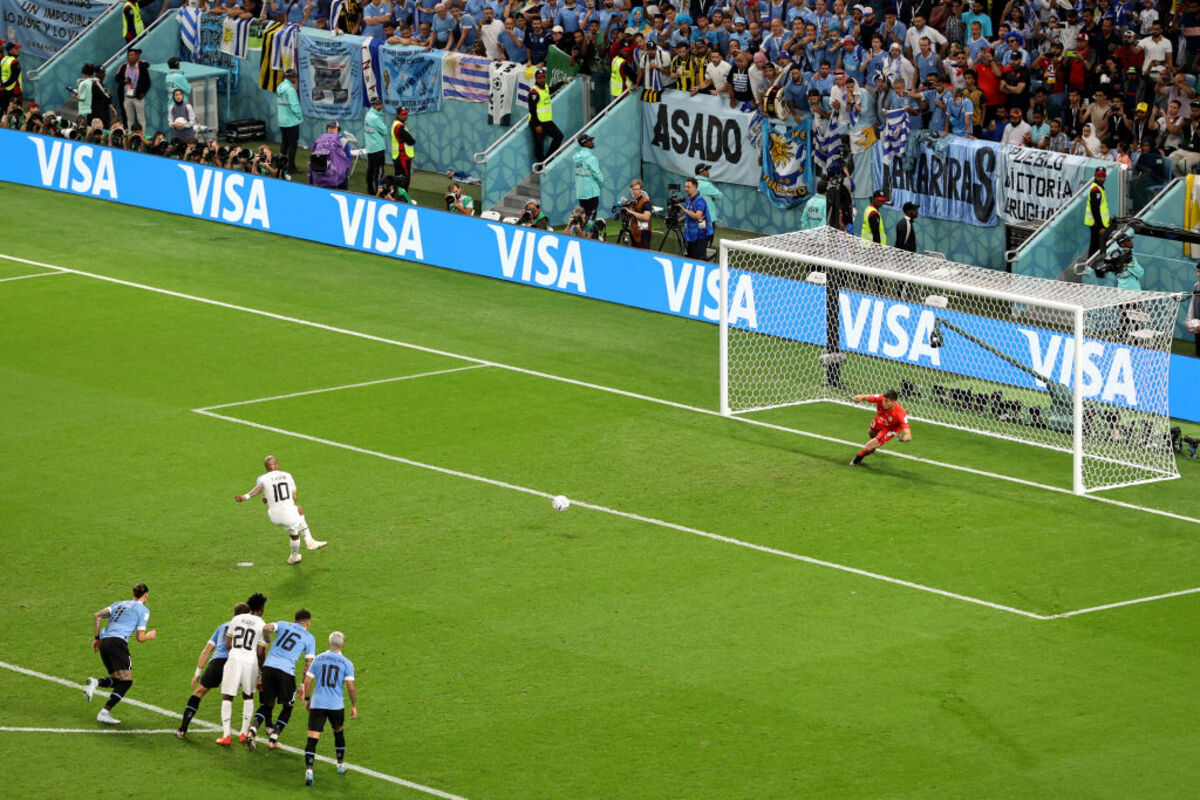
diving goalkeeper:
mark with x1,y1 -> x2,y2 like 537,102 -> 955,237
849,390 -> 911,466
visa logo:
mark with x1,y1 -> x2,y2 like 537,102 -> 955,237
31,136 -> 118,198
1019,331 -> 1139,406
178,165 -> 270,229
489,225 -> 586,292
331,195 -> 423,259
657,257 -> 757,327
840,295 -> 941,365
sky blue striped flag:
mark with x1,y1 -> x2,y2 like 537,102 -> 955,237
813,118 -> 842,176
178,8 -> 201,56
442,53 -> 490,102
881,107 -> 910,163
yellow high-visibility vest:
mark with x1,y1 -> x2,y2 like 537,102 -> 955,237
0,56 -> 20,92
124,1 -> 144,39
861,205 -> 886,245
390,121 -> 414,160
533,87 -> 552,122
610,55 -> 627,97
1083,181 -> 1110,227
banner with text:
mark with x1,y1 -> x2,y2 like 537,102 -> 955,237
996,146 -> 1106,225
3,127 -> 1194,421
0,0 -> 109,62
874,136 -> 1002,227
297,35 -> 363,120
642,90 -> 762,187
378,46 -> 442,115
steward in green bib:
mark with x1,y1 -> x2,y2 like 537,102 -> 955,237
123,0 -> 145,42
861,190 -> 887,245
1085,166 -> 1110,256
528,67 -> 563,164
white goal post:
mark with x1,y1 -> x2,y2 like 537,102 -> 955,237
718,227 -> 1181,495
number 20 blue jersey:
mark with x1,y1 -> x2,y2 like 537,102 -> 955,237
263,621 -> 316,675
306,650 -> 355,710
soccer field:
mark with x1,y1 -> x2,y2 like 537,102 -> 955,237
3,182 -> 1200,799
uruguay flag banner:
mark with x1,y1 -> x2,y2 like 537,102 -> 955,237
759,118 -> 814,210
881,107 -> 910,164
812,118 -> 842,177
179,7 -> 202,56
272,23 -> 301,72
442,52 -> 490,102
220,17 -> 251,59
378,47 -> 443,115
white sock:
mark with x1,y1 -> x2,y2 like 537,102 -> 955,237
221,699 -> 232,738
290,537 -> 300,556
241,699 -> 254,735
301,525 -> 315,544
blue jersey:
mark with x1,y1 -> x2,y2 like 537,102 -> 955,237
263,621 -> 316,675
307,650 -> 355,710
100,599 -> 150,641
209,622 -> 231,660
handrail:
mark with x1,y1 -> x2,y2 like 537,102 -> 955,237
30,2 -> 123,78
1130,175 -> 1180,218
474,109 -> 530,164
1006,176 -> 1094,262
102,7 -> 180,75
531,87 -> 629,174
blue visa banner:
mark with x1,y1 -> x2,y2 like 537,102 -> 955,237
874,136 -> 1002,227
0,128 -> 1185,420
378,46 -> 442,115
297,35 -> 363,121
0,0 -> 108,62
759,118 -> 814,210
642,90 -> 762,187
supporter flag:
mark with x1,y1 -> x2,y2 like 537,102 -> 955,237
220,17 -> 251,59
881,107 -> 909,164
178,7 -> 201,57
259,21 -> 285,91
813,118 -> 842,176
760,118 -> 814,210
362,38 -> 382,105
272,23 -> 300,72
515,64 -> 538,105
379,48 -> 443,115
442,52 -> 490,102
488,61 -> 522,125
330,0 -> 345,32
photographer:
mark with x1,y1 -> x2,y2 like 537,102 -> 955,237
563,206 -> 588,237
825,160 -> 855,231
126,124 -> 146,152
1094,234 -> 1144,292
519,200 -> 550,230
445,182 -> 475,215
375,176 -> 415,204
625,178 -> 653,249
679,178 -> 710,260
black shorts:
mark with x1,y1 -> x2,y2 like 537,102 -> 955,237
307,707 -> 345,732
98,637 -> 131,674
200,657 -> 227,690
259,666 -> 296,706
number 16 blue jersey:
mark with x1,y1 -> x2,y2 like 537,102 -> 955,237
263,621 -> 316,675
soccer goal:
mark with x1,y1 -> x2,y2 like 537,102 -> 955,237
718,227 -> 1180,494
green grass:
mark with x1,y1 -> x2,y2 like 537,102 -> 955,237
3,182 -> 1200,798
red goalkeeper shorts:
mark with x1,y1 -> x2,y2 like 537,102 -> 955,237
869,426 -> 896,444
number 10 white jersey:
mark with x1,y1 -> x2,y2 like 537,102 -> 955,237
257,469 -> 298,511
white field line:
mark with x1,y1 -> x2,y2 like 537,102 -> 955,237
0,252 -> 1191,528
198,364 -> 490,411
0,660 -> 468,800
2,252 -> 1197,617
1042,586 -> 1200,620
195,409 -> 1049,621
0,726 -> 180,734
0,270 -> 69,283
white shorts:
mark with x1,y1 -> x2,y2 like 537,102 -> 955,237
267,504 -> 305,536
220,658 -> 259,696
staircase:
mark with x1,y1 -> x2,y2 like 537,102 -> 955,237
488,172 -> 540,221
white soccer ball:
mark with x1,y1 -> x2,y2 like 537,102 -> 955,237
1187,318 -> 1200,335
551,495 -> 570,512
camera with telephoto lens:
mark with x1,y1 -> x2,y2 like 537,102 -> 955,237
1095,246 -> 1133,278
611,196 -> 633,215
666,183 -> 684,214
236,147 -> 253,162
150,138 -> 171,156
1184,435 -> 1200,458
127,131 -> 144,152
110,127 -> 125,148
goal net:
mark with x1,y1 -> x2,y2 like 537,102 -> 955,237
719,227 -> 1180,494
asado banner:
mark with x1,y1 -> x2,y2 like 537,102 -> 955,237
0,0 -> 108,62
874,136 -> 1002,227
642,90 -> 762,187
297,35 -> 363,120
760,118 -> 814,210
997,146 -> 1106,224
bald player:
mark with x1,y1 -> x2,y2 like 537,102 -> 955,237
235,456 -> 326,564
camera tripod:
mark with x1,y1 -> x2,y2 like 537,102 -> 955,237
657,205 -> 685,254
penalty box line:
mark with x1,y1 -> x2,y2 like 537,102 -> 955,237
1,252 -> 1195,529
0,660 -> 469,800
0,726 -> 181,735
194,408 -> 1048,621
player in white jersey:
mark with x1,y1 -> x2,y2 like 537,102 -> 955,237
235,455 -> 326,564
216,593 -> 277,749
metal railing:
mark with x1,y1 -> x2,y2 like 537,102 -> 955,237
1006,177 -> 1095,264
102,7 -> 179,75
531,87 -> 629,174
473,111 -> 530,164
29,2 -> 123,79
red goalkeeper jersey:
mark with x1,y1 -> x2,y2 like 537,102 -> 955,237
868,395 -> 909,433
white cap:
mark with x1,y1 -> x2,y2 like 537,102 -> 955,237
552,24 -> 564,32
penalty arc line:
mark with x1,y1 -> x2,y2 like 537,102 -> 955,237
0,270 -> 70,283
193,409 -> 1049,621
0,660 -> 469,800
0,252 -> 1195,527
